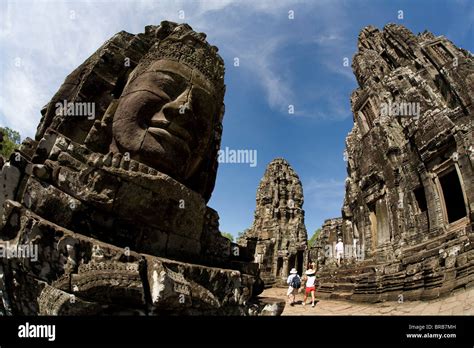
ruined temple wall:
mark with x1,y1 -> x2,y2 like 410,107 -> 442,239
311,218 -> 342,269
345,24 -> 473,259
316,24 -> 474,302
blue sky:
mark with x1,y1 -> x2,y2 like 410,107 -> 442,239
1,0 -> 473,239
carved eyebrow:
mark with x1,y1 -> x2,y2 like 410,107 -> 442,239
152,71 -> 175,82
146,70 -> 187,85
128,71 -> 175,91
123,88 -> 171,101
147,71 -> 189,93
124,71 -> 187,100
154,69 -> 188,80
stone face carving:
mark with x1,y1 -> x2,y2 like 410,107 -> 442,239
34,21 -> 224,202
110,25 -> 225,187
315,24 -> 474,302
239,158 -> 308,287
0,22 -> 283,316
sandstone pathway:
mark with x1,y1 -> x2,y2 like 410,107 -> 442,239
261,287 -> 474,315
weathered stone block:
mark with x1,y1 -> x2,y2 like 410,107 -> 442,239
71,261 -> 145,307
384,263 -> 401,275
22,177 -> 82,228
456,254 -> 468,267
166,234 -> 201,261
422,257 -> 440,271
406,263 -> 422,275
0,163 -> 21,218
445,255 -> 457,269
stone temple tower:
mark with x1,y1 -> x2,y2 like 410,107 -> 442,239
240,158 -> 308,287
315,24 -> 474,302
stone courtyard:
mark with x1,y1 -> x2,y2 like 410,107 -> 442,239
262,286 -> 474,315
0,20 -> 472,317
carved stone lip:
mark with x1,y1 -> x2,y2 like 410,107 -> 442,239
148,119 -> 193,144
147,126 -> 191,155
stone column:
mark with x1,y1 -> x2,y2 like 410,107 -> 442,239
283,257 -> 289,277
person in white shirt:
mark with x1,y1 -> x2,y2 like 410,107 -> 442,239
286,268 -> 300,306
302,268 -> 317,307
335,238 -> 344,267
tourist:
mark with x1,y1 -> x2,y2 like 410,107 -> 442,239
286,268 -> 301,306
302,269 -> 317,307
335,238 -> 344,267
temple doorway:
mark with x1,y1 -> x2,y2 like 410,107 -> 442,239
276,257 -> 283,277
296,250 -> 304,275
368,203 -> 377,249
288,254 -> 296,273
414,186 -> 428,213
439,169 -> 467,223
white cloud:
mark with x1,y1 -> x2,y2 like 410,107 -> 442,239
306,177 -> 345,191
0,67 -> 46,137
304,177 -> 345,214
235,36 -> 295,113
312,33 -> 342,45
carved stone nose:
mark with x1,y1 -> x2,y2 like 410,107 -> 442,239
162,89 -> 193,119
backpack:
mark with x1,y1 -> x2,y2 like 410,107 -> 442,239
290,275 -> 301,289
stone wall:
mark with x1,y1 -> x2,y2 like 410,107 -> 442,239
310,218 -> 343,269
